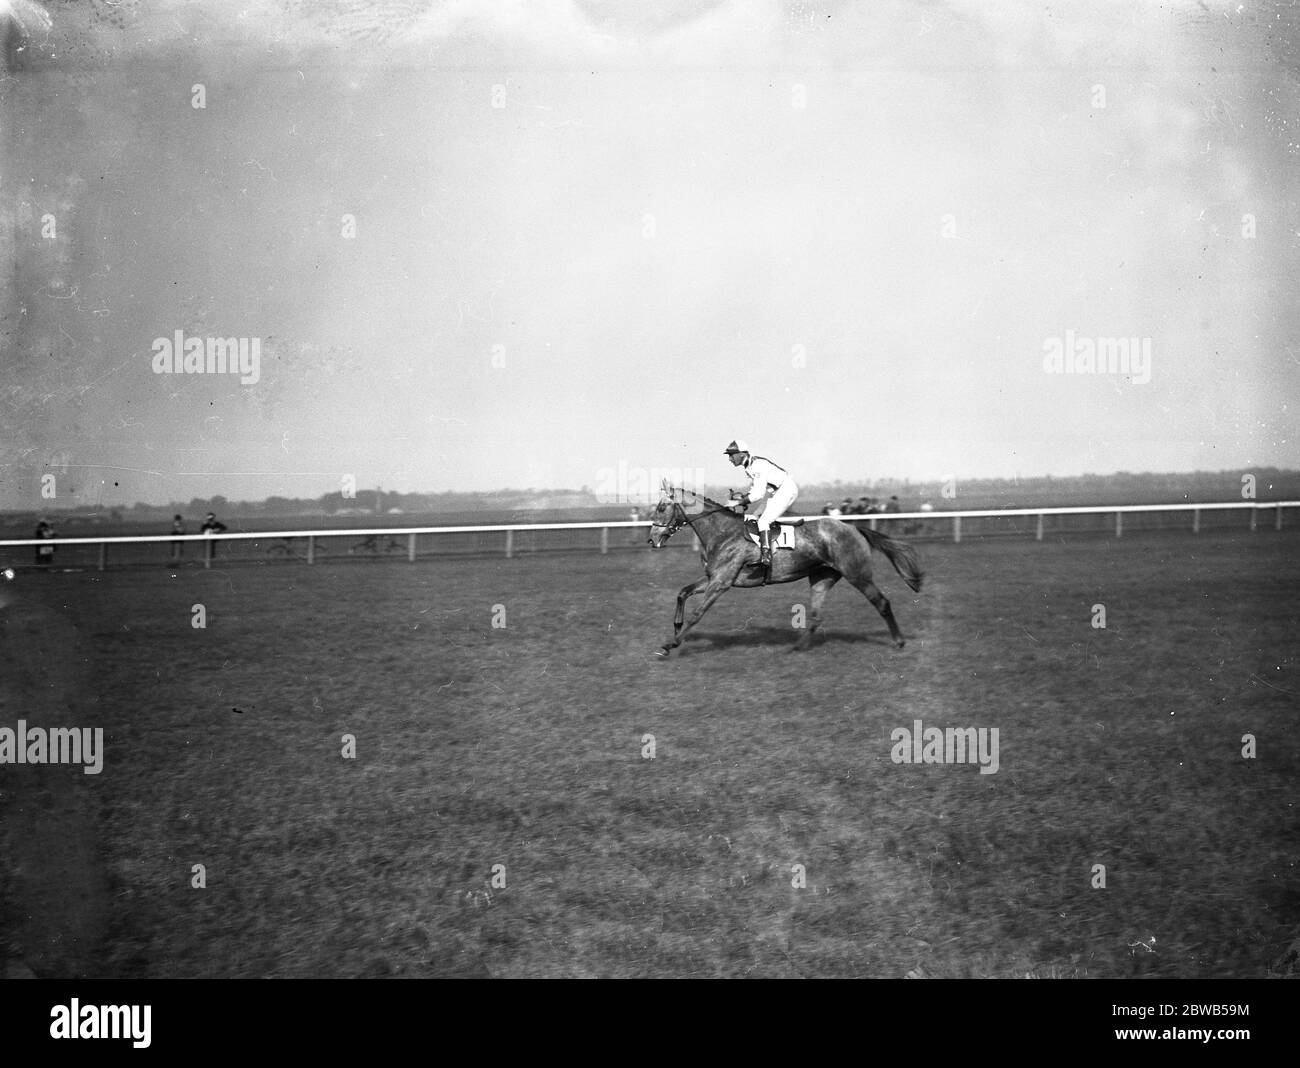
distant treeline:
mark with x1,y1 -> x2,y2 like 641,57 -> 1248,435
795,468 -> 1300,512
5,468 -> 1297,525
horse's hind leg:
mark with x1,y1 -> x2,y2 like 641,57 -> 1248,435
795,566 -> 839,650
848,575 -> 905,649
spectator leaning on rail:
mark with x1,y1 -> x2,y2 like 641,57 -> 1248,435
200,512 -> 228,558
34,520 -> 55,568
724,439 -> 799,574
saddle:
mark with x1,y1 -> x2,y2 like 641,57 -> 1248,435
742,516 -> 802,549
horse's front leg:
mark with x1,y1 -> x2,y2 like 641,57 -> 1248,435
674,577 -> 709,636
657,568 -> 741,658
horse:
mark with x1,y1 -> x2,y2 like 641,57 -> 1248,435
646,484 -> 924,658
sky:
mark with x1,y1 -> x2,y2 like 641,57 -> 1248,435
1,0 -> 1297,509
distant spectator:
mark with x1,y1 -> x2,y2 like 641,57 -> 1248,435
629,507 -> 641,522
34,520 -> 55,568
913,499 -> 935,535
884,496 -> 902,514
200,512 -> 228,558
840,498 -> 855,515
169,515 -> 186,564
822,501 -> 840,517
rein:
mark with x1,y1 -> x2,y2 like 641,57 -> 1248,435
663,496 -> 741,542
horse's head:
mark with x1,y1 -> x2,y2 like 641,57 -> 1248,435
647,484 -> 684,548
647,482 -> 707,548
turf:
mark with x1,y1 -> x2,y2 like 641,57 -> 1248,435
0,529 -> 1296,978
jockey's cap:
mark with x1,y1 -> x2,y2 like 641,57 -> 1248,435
723,439 -> 749,455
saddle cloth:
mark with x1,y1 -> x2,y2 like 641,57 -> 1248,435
743,517 -> 801,549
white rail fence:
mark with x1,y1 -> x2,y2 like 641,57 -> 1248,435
0,501 -> 1294,572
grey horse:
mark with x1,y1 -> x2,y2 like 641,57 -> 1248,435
647,484 -> 924,658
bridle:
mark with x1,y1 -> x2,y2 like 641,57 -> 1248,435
653,494 -> 740,542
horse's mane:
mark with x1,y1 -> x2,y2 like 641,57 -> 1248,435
665,485 -> 734,512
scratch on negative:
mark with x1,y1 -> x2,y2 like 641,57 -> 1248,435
1249,673 -> 1294,696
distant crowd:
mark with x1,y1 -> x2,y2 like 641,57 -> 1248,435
821,496 -> 904,516
170,512 -> 228,562
25,512 -> 230,569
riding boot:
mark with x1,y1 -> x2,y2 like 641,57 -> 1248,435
759,527 -> 772,581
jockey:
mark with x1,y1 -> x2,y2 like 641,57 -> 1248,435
724,439 -> 799,570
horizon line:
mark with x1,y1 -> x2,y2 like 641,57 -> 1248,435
4,465 -> 1297,514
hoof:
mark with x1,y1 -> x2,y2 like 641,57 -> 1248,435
894,640 -> 906,650
654,647 -> 671,659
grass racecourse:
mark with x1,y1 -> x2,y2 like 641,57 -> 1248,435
0,528 -> 1297,979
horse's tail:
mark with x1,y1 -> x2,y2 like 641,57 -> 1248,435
859,525 -> 924,593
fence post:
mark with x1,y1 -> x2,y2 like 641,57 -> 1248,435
1192,508 -> 1200,534
1249,507 -> 1257,533
204,537 -> 213,569
600,526 -> 609,555
1116,511 -> 1122,538
408,533 -> 417,561
505,529 -> 513,559
98,542 -> 107,572
869,516 -> 878,532
1035,513 -> 1044,541
1277,504 -> 1284,531
953,515 -> 962,543
307,536 -> 315,564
